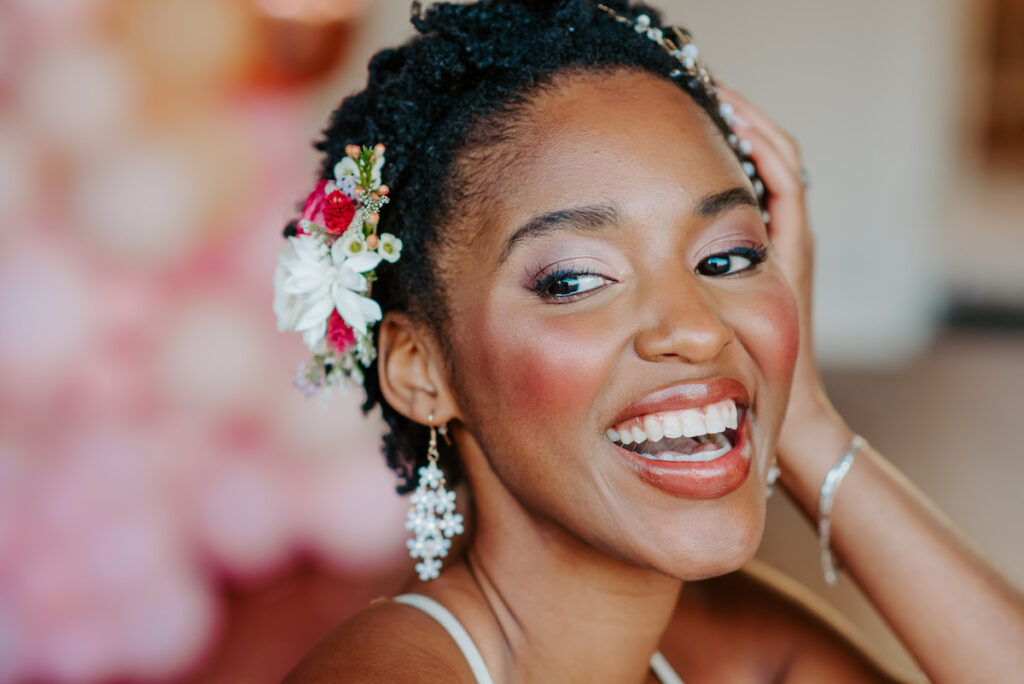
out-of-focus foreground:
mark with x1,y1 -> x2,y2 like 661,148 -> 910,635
0,0 -> 1020,681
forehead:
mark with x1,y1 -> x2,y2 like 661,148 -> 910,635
477,68 -> 740,236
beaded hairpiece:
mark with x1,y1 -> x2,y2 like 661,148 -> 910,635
273,144 -> 401,395
596,4 -> 769,212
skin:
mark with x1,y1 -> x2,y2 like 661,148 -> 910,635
286,69 -> 1024,683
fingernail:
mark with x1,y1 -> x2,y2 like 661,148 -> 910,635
733,114 -> 752,129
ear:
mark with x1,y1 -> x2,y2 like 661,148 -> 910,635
376,311 -> 459,426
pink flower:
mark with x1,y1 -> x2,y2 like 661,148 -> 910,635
300,180 -> 331,229
326,310 -> 356,353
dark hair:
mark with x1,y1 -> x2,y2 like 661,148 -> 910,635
305,0 -> 760,493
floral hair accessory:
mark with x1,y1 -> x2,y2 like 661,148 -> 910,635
273,143 -> 401,395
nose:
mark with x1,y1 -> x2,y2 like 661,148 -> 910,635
632,274 -> 734,365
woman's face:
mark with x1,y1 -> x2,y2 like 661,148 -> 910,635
443,69 -> 799,579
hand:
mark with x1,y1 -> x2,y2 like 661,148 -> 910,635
715,85 -> 849,475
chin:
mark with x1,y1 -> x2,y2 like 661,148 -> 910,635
652,488 -> 767,581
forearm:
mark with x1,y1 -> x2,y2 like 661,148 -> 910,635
780,407 -> 1024,682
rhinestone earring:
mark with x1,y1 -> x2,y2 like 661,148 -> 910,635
405,416 -> 464,581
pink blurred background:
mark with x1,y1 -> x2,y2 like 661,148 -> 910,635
0,0 -> 416,680
1,0 -> 1021,681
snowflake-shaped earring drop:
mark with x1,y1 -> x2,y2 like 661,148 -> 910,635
405,416 -> 464,581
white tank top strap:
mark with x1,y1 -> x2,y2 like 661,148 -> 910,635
393,593 -> 684,684
394,593 -> 495,684
649,650 -> 686,684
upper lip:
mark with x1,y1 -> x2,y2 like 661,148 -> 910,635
609,376 -> 751,427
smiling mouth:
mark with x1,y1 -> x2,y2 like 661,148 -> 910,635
605,399 -> 742,463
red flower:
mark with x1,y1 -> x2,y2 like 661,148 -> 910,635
326,310 -> 356,354
323,190 -> 356,234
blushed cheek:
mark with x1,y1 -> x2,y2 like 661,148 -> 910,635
467,304 -> 617,426
735,279 -> 800,388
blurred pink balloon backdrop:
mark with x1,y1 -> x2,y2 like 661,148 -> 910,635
0,0 -> 411,680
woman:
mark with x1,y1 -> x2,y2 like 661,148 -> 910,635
277,1 -> 1024,680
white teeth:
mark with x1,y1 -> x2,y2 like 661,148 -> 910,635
704,404 -> 726,434
631,426 -> 647,444
643,416 -> 663,442
680,411 -> 705,438
608,399 -> 742,447
662,413 -> 684,439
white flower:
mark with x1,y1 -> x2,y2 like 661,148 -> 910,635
273,260 -> 303,332
336,231 -> 383,274
377,233 -> 402,263
369,154 -> 384,185
334,174 -> 358,198
275,233 -> 383,350
334,154 -> 384,187
338,231 -> 368,260
334,156 -> 359,181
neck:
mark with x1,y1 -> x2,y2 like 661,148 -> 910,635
428,448 -> 683,684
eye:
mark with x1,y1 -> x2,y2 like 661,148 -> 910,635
696,245 -> 767,277
534,269 -> 613,299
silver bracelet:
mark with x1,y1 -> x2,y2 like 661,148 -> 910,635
817,434 -> 865,586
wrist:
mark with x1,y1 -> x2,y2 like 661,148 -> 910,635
776,404 -> 856,516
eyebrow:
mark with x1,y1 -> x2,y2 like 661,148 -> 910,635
497,204 -> 621,264
497,186 -> 759,264
694,186 -> 760,217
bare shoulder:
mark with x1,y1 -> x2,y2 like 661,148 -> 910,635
283,597 -> 476,684
661,560 -> 915,683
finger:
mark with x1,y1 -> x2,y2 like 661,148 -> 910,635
717,83 -> 803,172
737,125 -> 803,206
718,82 -> 801,168
736,125 -> 806,253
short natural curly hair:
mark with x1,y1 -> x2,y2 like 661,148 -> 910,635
295,0 -> 761,493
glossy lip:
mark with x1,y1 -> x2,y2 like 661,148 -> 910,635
609,376 -> 751,428
612,407 -> 752,499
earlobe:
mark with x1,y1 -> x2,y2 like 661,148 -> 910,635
376,312 -> 459,426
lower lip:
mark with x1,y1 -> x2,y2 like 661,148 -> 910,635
614,411 -> 752,499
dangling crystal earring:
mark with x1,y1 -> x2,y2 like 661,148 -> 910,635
765,461 -> 781,498
405,416 -> 464,581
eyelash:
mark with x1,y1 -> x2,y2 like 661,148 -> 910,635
531,244 -> 769,302
532,267 -> 610,301
696,245 -> 769,277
